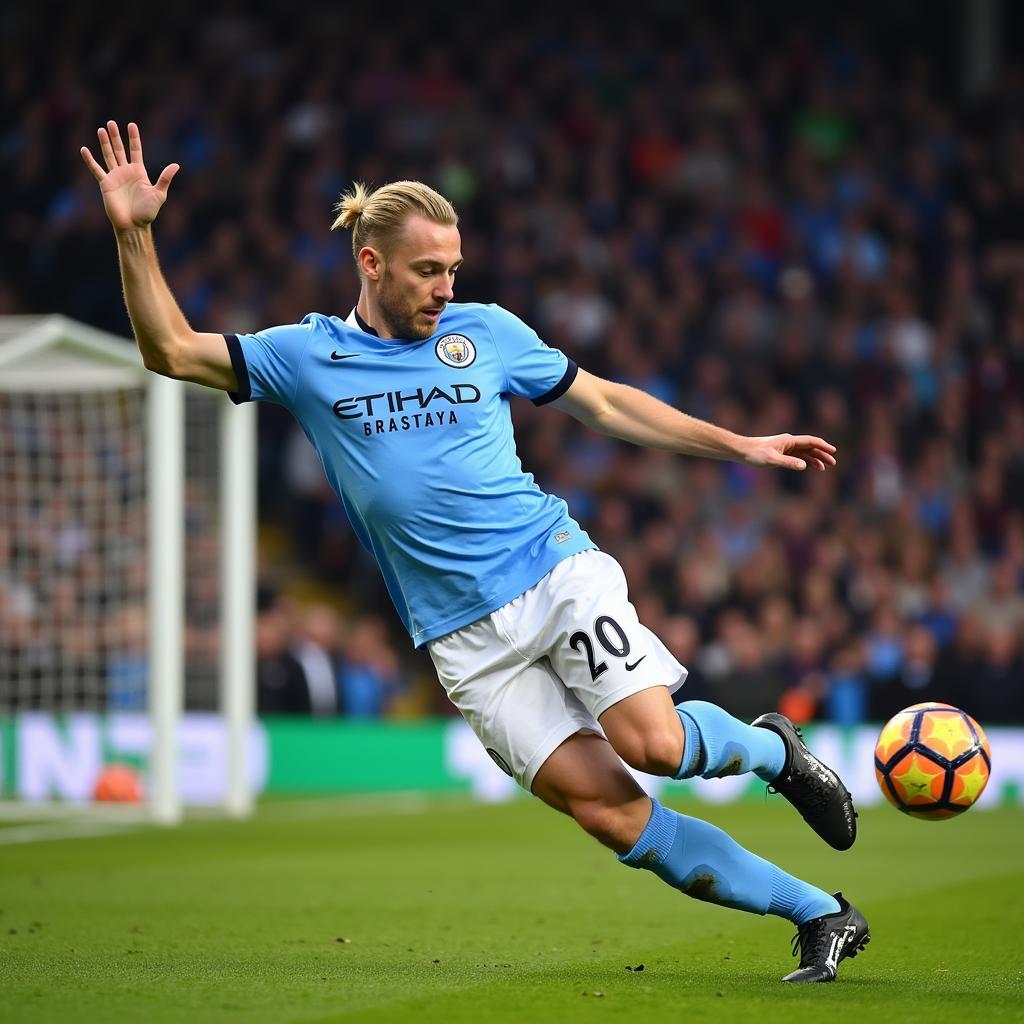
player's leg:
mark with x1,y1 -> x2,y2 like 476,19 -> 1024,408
531,731 -> 868,982
531,732 -> 832,914
598,687 -> 857,851
529,730 -> 651,848
595,684 -> 785,781
540,551 -> 857,851
429,598 -> 867,982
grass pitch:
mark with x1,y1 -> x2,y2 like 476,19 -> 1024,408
2,794 -> 1022,1023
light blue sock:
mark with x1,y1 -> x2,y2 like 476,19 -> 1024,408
674,700 -> 786,782
619,799 -> 840,924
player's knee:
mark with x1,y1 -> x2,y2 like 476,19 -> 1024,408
618,730 -> 684,777
568,799 -> 632,848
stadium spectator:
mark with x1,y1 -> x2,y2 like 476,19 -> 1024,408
255,587 -> 312,714
291,604 -> 344,716
338,615 -> 404,718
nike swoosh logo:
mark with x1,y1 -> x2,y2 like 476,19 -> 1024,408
625,656 -> 646,672
331,352 -> 360,360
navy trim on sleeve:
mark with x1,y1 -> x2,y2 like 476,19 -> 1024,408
531,359 -> 578,407
224,334 -> 252,404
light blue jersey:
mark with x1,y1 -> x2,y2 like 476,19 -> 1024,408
226,302 -> 595,646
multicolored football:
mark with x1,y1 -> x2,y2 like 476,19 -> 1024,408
874,703 -> 991,820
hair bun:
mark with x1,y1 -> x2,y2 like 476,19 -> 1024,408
333,182 -> 370,231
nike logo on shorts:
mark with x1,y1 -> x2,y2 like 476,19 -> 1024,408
331,351 -> 360,360
625,656 -> 646,672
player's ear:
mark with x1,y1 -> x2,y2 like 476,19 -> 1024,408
359,246 -> 383,281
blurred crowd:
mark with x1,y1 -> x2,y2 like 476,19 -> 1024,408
3,2 -> 1024,723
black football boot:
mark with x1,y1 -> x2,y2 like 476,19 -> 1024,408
752,712 -> 857,850
782,892 -> 870,983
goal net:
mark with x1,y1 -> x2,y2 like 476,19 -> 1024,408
0,316 -> 256,823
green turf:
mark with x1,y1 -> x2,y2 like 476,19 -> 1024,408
1,795 -> 1022,1023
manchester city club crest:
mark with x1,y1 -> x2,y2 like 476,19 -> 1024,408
435,334 -> 476,368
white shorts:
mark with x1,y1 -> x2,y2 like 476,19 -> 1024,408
427,549 -> 687,792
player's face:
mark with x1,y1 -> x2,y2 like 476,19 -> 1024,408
376,214 -> 463,340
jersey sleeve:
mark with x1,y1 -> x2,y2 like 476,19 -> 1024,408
484,304 -> 578,405
223,318 -> 317,407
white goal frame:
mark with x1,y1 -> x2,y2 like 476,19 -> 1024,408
0,315 -> 256,823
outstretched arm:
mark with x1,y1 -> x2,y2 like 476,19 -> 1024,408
550,368 -> 837,471
81,121 -> 236,391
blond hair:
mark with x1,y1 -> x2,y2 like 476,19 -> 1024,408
332,181 -> 458,265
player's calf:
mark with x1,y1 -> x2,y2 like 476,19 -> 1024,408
567,795 -> 654,853
613,728 -> 686,777
604,696 -> 790,784
599,687 -> 686,777
530,732 -> 654,854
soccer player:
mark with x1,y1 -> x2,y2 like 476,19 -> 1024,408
82,121 -> 869,983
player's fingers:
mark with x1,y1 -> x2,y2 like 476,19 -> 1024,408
154,163 -> 180,196
769,452 -> 806,471
801,446 -> 836,466
97,127 -> 117,171
80,146 -> 106,182
127,122 -> 144,164
788,439 -> 836,465
792,434 -> 836,453
107,120 -> 128,165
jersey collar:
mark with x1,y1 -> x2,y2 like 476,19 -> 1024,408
345,308 -> 379,337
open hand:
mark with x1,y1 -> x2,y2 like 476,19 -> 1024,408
80,121 -> 179,232
743,434 -> 837,472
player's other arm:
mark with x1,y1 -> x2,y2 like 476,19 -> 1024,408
550,368 -> 837,471
81,121 -> 237,391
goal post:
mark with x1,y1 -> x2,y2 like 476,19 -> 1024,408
221,382 -> 257,819
148,371 -> 184,824
0,315 -> 256,823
